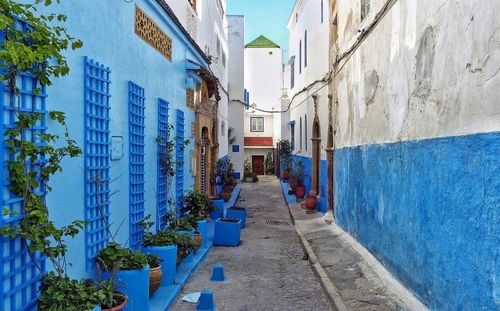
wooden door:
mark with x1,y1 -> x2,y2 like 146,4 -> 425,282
252,155 -> 265,175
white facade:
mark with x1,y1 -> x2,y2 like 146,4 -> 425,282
243,36 -> 283,172
284,0 -> 330,159
227,15 -> 245,179
165,0 -> 229,157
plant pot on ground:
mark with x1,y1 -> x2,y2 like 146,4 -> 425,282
226,206 -> 247,228
214,218 -> 242,247
146,254 -> 162,296
305,195 -> 318,212
98,280 -> 128,311
173,233 -> 195,265
182,190 -> 218,220
295,184 -> 306,199
141,228 -> 179,287
194,230 -> 202,251
221,189 -> 232,202
96,243 -> 149,310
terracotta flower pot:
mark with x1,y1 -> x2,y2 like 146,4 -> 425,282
221,190 -> 231,202
295,185 -> 306,199
282,171 -> 289,181
102,292 -> 128,311
149,265 -> 162,296
176,250 -> 185,266
193,232 -> 202,251
305,195 -> 317,211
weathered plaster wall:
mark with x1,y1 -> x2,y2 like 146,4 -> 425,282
332,0 -> 500,309
227,15 -> 245,179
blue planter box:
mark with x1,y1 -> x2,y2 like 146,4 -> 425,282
92,306 -> 101,311
103,265 -> 150,311
143,245 -> 177,286
214,218 -> 241,247
226,208 -> 247,228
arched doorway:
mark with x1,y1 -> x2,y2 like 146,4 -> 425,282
310,95 -> 321,197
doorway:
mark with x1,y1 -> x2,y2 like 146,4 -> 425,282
252,155 -> 265,175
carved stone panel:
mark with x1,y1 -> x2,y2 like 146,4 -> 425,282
135,5 -> 172,61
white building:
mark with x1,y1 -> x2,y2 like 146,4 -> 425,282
227,15 -> 245,180
282,0 -> 330,212
243,35 -> 283,175
165,0 -> 229,158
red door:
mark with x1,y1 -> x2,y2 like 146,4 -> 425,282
252,156 -> 265,175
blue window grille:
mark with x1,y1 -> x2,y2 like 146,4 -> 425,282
0,19 -> 46,311
175,109 -> 185,211
128,82 -> 145,248
157,99 -> 169,229
244,89 -> 249,110
84,57 -> 111,269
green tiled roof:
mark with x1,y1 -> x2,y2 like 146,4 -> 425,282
245,35 -> 280,48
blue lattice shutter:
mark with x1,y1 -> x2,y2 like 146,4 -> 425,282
84,57 -> 111,269
0,19 -> 46,311
128,82 -> 145,248
175,109 -> 185,212
157,99 -> 169,229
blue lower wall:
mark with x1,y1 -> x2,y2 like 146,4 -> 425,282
335,131 -> 500,310
291,155 -> 328,213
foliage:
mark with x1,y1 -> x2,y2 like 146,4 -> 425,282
166,213 -> 194,231
215,157 -> 235,185
96,280 -> 125,309
278,140 -> 293,169
292,159 -> 305,184
243,159 -> 253,178
175,233 -> 195,256
96,242 -> 147,272
146,254 -> 161,268
182,190 -> 217,217
0,0 -> 87,291
265,152 -> 274,175
38,272 -> 103,311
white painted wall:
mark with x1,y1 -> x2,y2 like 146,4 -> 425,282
333,0 -> 500,148
227,15 -> 245,179
165,0 -> 229,157
283,0 -> 330,159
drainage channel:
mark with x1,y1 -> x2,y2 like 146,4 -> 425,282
265,220 -> 291,226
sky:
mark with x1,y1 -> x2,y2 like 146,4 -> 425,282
227,0 -> 296,60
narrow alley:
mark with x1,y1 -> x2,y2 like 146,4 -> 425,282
172,177 -> 331,310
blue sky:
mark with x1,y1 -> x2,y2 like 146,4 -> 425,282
227,0 -> 295,60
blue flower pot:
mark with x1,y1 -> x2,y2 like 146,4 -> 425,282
197,220 -> 208,248
214,218 -> 241,247
143,245 -> 177,286
226,208 -> 247,228
91,306 -> 101,311
103,265 -> 150,311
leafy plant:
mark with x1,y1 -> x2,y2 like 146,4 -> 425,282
96,280 -> 126,310
182,190 -> 217,217
146,254 -> 161,268
292,159 -> 305,185
96,242 -> 147,272
175,233 -> 195,256
244,159 -> 253,178
38,272 -> 103,311
279,140 -> 293,169
265,152 -> 274,175
166,214 -> 194,231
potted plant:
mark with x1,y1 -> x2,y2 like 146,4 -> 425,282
214,218 -> 242,247
293,159 -> 306,199
244,159 -> 254,182
265,152 -> 274,175
97,279 -> 129,311
226,206 -> 247,228
221,188 -> 232,202
305,195 -> 318,212
141,219 -> 178,287
96,243 -> 149,310
182,190 -> 218,220
279,140 -> 292,180
147,254 -> 162,296
174,233 -> 195,265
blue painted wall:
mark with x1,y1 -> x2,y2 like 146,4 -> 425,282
23,0 -> 207,280
335,131 -> 500,310
290,155 -> 328,213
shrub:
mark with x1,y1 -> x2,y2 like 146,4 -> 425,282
96,243 -> 147,271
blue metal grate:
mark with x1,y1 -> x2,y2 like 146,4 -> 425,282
175,109 -> 185,211
0,19 -> 46,311
128,82 -> 145,248
84,57 -> 111,269
157,99 -> 169,229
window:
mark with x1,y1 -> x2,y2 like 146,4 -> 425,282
290,62 -> 295,89
291,123 -> 295,150
250,117 -> 264,132
221,121 -> 225,136
299,117 -> 303,150
222,50 -> 226,67
361,0 -> 370,22
216,36 -> 221,55
304,31 -> 308,68
269,51 -> 273,55
321,0 -> 324,23
305,115 -> 308,151
299,40 -> 302,74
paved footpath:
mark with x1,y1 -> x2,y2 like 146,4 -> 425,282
171,176 -> 332,310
